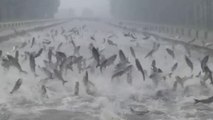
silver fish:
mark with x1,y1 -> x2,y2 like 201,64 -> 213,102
83,71 -> 96,96
171,63 -> 178,72
54,69 -> 68,85
201,55 -> 209,72
34,48 -> 43,58
194,96 -> 213,104
41,67 -> 53,79
107,40 -> 117,47
151,60 -> 158,72
48,47 -> 53,63
7,55 -> 27,74
10,78 -> 22,94
185,56 -> 193,71
130,33 -> 137,39
57,42 -> 63,50
119,49 -> 129,63
114,62 -> 128,73
130,107 -> 149,115
100,54 -> 117,72
42,39 -> 51,44
196,71 -> 201,78
166,48 -> 175,59
112,65 -> 133,79
130,47 -> 136,58
56,51 -> 67,65
203,66 -> 213,85
127,68 -> 133,85
59,56 -> 74,75
0,50 -> 2,58
15,50 -> 19,61
145,43 -> 160,58
173,76 -> 185,91
31,37 -> 35,48
29,54 -> 37,77
90,36 -> 95,41
135,58 -> 145,81
174,75 -> 193,90
74,81 -> 79,96
145,49 -> 155,58
41,85 -> 47,97
92,47 -> 100,67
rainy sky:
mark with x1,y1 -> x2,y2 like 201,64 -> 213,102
59,0 -> 110,16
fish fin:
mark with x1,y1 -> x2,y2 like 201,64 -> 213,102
194,99 -> 200,104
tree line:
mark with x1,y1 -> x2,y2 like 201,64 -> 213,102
110,0 -> 213,30
0,0 -> 60,22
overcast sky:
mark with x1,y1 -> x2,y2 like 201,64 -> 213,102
59,0 -> 110,16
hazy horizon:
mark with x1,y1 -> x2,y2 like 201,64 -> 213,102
59,0 -> 110,17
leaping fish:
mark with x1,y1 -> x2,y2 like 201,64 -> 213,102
145,43 -> 160,58
194,96 -> 213,104
31,37 -> 35,48
74,82 -> 79,96
130,47 -> 136,58
29,53 -> 37,77
185,56 -> 193,71
112,65 -> 133,79
34,48 -> 43,58
171,62 -> 178,72
166,48 -> 175,59
151,60 -> 158,72
135,58 -> 145,81
107,40 -> 117,47
10,78 -> 23,94
92,47 -> 100,67
100,54 -> 117,72
119,49 -> 129,63
83,71 -> 97,96
201,55 -> 209,72
7,55 -> 27,74
54,69 -> 68,85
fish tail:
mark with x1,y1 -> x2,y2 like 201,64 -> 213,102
194,99 -> 200,104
